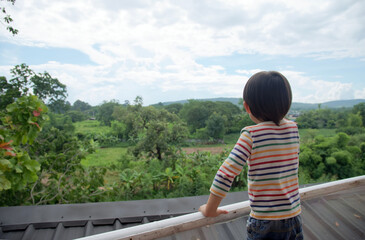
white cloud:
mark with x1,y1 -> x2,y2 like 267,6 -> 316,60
6,0 -> 364,59
355,88 -> 365,99
282,71 -> 354,103
1,0 -> 364,105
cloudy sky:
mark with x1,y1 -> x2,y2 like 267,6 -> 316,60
0,0 -> 364,106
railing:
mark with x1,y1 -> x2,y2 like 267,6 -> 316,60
76,175 -> 365,240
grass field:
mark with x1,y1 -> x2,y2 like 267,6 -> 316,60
74,120 -> 112,135
80,126 -> 337,168
81,147 -> 128,167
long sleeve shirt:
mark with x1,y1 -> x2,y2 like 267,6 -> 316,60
210,119 -> 301,220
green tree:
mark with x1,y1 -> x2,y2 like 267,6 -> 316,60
1,64 -> 68,112
96,100 -> 120,126
179,100 -> 210,133
67,110 -> 88,123
353,103 -> 365,127
205,112 -> 226,141
0,110 -> 108,205
72,100 -> 92,112
111,120 -> 126,140
0,95 -> 48,191
0,76 -> 20,109
347,113 -> 362,127
164,103 -> 183,114
132,108 -> 188,160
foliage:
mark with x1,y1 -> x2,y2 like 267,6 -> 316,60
296,109 -> 338,129
1,84 -> 364,206
205,112 -> 226,141
104,149 -> 240,201
130,107 -> 189,160
96,100 -> 120,126
111,120 -> 126,140
72,100 -> 92,112
67,110 -> 88,123
0,64 -> 68,112
179,100 -> 242,135
164,103 -> 183,114
299,132 -> 365,181
0,112 -> 107,205
353,103 -> 365,127
0,95 -> 48,191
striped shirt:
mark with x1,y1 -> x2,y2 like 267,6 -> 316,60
210,119 -> 301,220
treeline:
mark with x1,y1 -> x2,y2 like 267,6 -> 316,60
296,105 -> 365,134
0,65 -> 250,205
69,97 -> 252,143
0,65 -> 105,205
1,64 -> 365,206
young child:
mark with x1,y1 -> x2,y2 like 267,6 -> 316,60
199,71 -> 303,240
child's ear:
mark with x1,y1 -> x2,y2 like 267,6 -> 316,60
243,102 -> 251,114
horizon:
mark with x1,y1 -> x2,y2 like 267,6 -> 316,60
1,1 -> 365,106
128,97 -> 365,107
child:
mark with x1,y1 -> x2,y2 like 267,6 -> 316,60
199,71 -> 303,240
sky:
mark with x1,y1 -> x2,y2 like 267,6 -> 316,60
0,0 -> 365,106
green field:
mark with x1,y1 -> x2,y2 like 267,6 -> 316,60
74,120 -> 112,135
81,147 -> 128,167
80,126 -> 337,168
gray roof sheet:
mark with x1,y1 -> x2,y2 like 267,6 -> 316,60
0,185 -> 364,240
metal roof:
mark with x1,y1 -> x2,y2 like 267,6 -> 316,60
1,185 -> 364,240
157,185 -> 365,240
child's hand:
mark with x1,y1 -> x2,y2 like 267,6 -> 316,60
199,204 -> 228,217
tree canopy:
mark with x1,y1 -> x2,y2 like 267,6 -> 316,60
1,64 -> 68,112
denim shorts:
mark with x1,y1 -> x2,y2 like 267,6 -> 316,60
246,215 -> 303,240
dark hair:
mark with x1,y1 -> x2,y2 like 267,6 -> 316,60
243,71 -> 292,126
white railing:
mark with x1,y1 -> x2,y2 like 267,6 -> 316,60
76,175 -> 365,240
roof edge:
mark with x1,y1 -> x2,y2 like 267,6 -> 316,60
76,175 -> 365,240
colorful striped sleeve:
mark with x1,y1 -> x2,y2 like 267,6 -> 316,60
210,129 -> 252,198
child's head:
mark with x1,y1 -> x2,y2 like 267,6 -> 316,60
243,71 -> 292,126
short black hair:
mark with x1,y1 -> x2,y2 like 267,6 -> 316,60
243,71 -> 292,126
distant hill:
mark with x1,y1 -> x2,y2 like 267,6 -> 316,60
291,99 -> 365,110
153,98 -> 241,106
152,98 -> 365,110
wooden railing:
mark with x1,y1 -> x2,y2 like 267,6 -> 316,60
76,175 -> 365,240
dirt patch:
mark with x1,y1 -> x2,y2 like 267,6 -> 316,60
182,146 -> 226,154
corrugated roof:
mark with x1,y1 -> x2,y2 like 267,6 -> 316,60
157,185 -> 365,240
0,192 -> 248,240
0,185 -> 364,240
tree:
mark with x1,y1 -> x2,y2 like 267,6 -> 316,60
164,103 -> 183,114
1,64 -> 68,112
72,100 -> 92,112
0,109 -> 108,205
179,100 -> 211,133
347,113 -> 362,127
353,103 -> 365,127
66,110 -> 88,123
179,100 -> 241,134
0,0 -> 18,35
132,108 -> 189,160
205,112 -> 226,141
0,76 -> 20,109
0,95 -> 48,191
111,120 -> 126,140
96,100 -> 120,126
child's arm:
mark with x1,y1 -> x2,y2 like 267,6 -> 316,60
199,193 -> 228,217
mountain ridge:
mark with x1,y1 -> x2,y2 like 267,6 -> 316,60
152,98 -> 365,110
